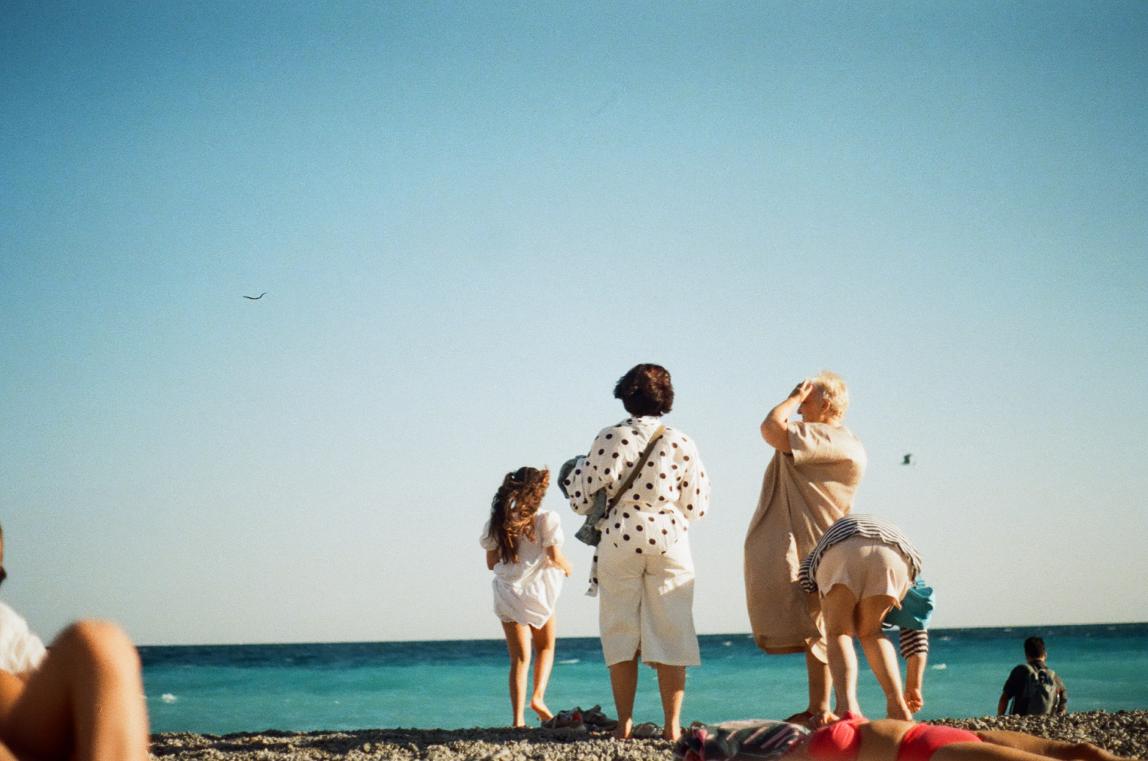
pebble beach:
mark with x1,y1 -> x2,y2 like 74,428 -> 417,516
150,710 -> 1147,761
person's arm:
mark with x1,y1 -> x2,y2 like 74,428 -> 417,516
1055,675 -> 1068,715
564,427 -> 640,515
998,664 -> 1024,715
760,380 -> 812,452
899,629 -> 928,713
679,435 -> 711,521
545,545 -> 573,576
485,549 -> 499,570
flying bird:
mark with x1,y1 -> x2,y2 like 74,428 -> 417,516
902,454 -> 913,465
243,292 -> 267,300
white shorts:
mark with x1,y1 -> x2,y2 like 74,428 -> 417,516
815,535 -> 912,603
597,533 -> 699,667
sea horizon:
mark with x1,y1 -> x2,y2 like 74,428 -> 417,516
141,622 -> 1148,734
135,620 -> 1148,648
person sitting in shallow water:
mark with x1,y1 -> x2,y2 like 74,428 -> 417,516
675,716 -> 1134,761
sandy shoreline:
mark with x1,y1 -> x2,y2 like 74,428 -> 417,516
150,710 -> 1147,760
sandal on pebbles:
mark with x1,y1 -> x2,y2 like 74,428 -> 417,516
541,709 -> 585,730
580,704 -> 618,731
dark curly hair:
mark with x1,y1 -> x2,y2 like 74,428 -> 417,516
613,363 -> 674,417
486,466 -> 550,565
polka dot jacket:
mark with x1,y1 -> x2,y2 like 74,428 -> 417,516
565,416 -> 711,557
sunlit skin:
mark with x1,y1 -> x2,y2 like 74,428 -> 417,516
757,377 -> 848,727
0,536 -> 151,761
780,719 -> 1131,761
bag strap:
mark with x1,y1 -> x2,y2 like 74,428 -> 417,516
607,425 -> 666,511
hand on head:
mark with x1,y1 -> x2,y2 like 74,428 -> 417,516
790,379 -> 814,402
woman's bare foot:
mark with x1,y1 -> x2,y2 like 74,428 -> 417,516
530,698 -> 553,722
612,718 -> 633,740
663,725 -> 681,742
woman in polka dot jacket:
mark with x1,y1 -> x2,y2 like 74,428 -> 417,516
561,363 -> 711,741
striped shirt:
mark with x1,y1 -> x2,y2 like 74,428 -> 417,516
896,628 -> 929,658
798,514 -> 923,594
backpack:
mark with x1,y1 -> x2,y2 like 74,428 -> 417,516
1018,663 -> 1059,715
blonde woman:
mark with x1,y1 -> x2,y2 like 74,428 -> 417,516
744,372 -> 867,728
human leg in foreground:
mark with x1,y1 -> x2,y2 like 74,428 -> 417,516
0,619 -> 150,761
529,616 -> 556,722
820,585 -> 909,719
501,621 -> 533,727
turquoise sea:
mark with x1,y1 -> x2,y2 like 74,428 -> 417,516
141,623 -> 1148,734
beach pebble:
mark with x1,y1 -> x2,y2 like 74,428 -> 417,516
149,712 -> 1148,761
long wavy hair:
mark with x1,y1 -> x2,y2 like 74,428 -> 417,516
487,466 -> 550,565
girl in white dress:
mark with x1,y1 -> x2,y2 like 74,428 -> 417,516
480,466 -> 572,727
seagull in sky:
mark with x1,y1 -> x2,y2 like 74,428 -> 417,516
243,292 -> 267,300
902,453 -> 913,465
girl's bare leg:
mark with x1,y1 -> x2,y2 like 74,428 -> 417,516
653,663 -> 685,741
608,656 -> 639,739
856,596 -> 909,720
501,622 -> 531,727
528,617 -> 556,721
0,620 -> 150,761
821,585 -> 861,717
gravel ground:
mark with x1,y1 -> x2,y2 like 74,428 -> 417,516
150,710 -> 1147,761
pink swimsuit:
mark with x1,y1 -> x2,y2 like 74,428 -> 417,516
806,715 -> 982,761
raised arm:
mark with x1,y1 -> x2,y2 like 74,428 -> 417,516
760,380 -> 813,452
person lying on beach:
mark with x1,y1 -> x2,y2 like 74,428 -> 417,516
798,513 -> 926,720
0,522 -> 151,761
675,716 -> 1134,761
481,466 -> 573,727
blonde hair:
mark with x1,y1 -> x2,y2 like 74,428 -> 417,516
812,371 -> 850,420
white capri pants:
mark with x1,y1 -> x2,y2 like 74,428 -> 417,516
597,532 -> 700,667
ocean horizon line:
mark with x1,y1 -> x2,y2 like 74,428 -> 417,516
137,620 -> 1148,649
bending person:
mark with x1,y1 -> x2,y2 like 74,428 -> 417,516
561,363 -> 711,741
798,514 -> 926,719
0,523 -> 150,761
744,372 -> 867,727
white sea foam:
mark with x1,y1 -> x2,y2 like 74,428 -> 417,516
722,641 -> 732,646
558,658 -> 580,664
932,664 -> 948,670
161,693 -> 178,703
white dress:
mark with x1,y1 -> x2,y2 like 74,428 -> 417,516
480,510 -> 565,628
0,601 -> 47,674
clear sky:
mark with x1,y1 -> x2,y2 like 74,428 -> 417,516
2,1 -> 1146,646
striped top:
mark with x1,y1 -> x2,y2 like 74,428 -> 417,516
798,514 -> 923,594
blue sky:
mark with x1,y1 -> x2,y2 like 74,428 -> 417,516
2,1 -> 1146,645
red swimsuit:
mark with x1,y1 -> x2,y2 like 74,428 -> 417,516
806,715 -> 982,761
